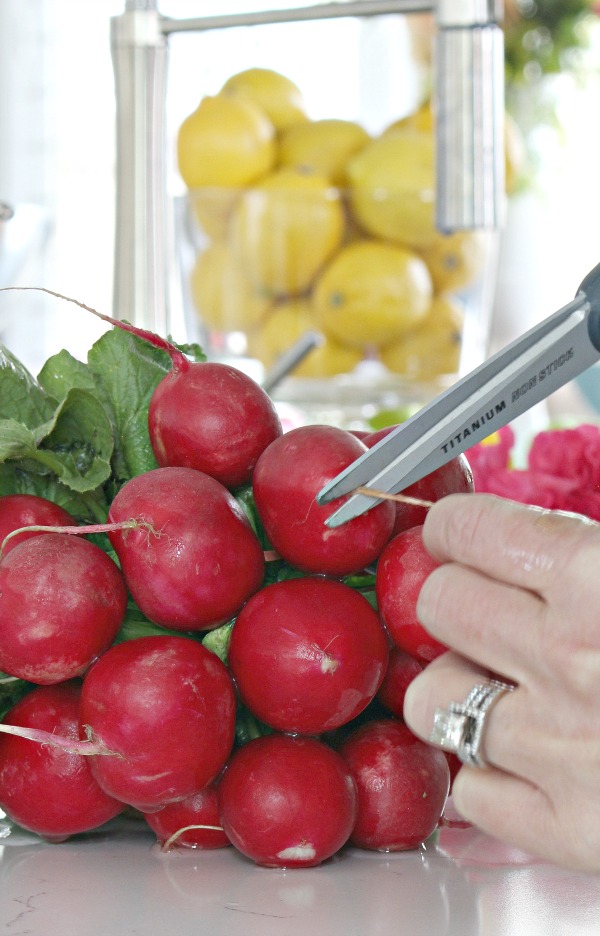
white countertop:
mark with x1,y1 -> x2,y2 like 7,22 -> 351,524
1,816 -> 599,935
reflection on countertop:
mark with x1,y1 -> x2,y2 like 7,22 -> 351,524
0,816 -> 599,936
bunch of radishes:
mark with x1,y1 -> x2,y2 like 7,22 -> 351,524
0,307 -> 474,868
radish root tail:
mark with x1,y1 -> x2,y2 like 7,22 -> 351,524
354,487 -> 434,509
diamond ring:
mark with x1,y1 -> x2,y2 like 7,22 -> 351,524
430,679 -> 515,769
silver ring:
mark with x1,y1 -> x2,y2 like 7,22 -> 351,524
430,679 -> 514,769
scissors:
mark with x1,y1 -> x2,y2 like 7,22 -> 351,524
317,261 -> 600,528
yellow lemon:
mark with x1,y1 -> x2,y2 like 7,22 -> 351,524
380,293 -> 464,380
385,104 -> 526,197
347,130 -> 436,249
278,119 -> 371,186
177,94 -> 276,189
312,239 -> 433,350
382,100 -> 434,136
189,241 -> 272,332
419,228 -> 488,294
248,299 -> 362,378
188,187 -> 241,241
230,168 -> 345,297
220,68 -> 308,134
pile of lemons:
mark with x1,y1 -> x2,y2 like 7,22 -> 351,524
178,68 -> 523,382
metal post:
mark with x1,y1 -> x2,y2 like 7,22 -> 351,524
435,0 -> 505,231
111,1 -> 169,334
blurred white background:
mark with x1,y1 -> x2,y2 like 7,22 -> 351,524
0,0 -> 599,396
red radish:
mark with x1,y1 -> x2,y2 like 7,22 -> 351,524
218,733 -> 357,868
0,681 -> 124,841
340,718 -> 450,851
79,635 -> 236,812
107,466 -> 264,631
149,361 -> 282,489
376,646 -> 424,718
0,493 -> 75,556
0,533 -> 127,684
252,425 -> 395,576
376,526 -> 447,663
143,782 -> 230,850
13,287 -> 282,489
446,753 -> 462,789
228,577 -> 389,735
364,427 -> 474,535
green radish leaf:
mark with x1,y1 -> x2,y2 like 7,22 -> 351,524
38,349 -> 97,401
87,328 -> 171,485
202,619 -> 235,664
0,389 -> 113,494
33,388 -> 114,493
0,346 -> 55,427
0,674 -> 34,722
0,463 -> 108,522
0,419 -> 39,460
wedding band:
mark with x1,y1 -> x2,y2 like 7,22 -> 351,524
430,679 -> 514,769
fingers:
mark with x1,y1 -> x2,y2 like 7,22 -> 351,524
404,653 -> 555,785
450,767 -> 600,873
421,493 -> 600,601
450,769 -> 558,865
416,561 -> 546,683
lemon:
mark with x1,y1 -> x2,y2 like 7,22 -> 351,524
312,239 -> 433,350
347,130 -> 436,250
278,119 -> 371,186
385,103 -> 526,197
188,187 -> 241,241
189,241 -> 271,332
380,293 -> 464,380
382,100 -> 434,136
419,228 -> 488,294
230,168 -> 345,297
220,68 -> 308,134
177,94 -> 276,189
248,299 -> 362,378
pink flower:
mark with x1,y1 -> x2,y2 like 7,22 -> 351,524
465,426 -> 514,489
465,424 -> 600,521
528,425 -> 600,489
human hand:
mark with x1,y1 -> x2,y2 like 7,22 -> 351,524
403,492 -> 600,872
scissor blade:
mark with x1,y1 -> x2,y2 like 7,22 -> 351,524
319,291 -> 598,528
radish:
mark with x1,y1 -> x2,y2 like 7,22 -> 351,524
0,681 -> 124,841
375,526 -> 448,663
227,577 -> 389,735
14,287 -> 282,490
107,466 -> 265,631
376,646 -> 424,719
0,494 -> 75,556
148,361 -> 282,490
340,718 -> 450,851
218,733 -> 358,868
364,428 -> 474,535
143,782 -> 230,851
0,533 -> 127,684
252,424 -> 395,576
79,635 -> 236,812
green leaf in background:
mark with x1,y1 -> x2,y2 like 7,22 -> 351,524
0,419 -> 40,460
0,463 -> 108,522
87,328 -> 171,485
0,346 -> 55,428
35,387 -> 114,493
38,348 -> 97,401
0,674 -> 34,722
